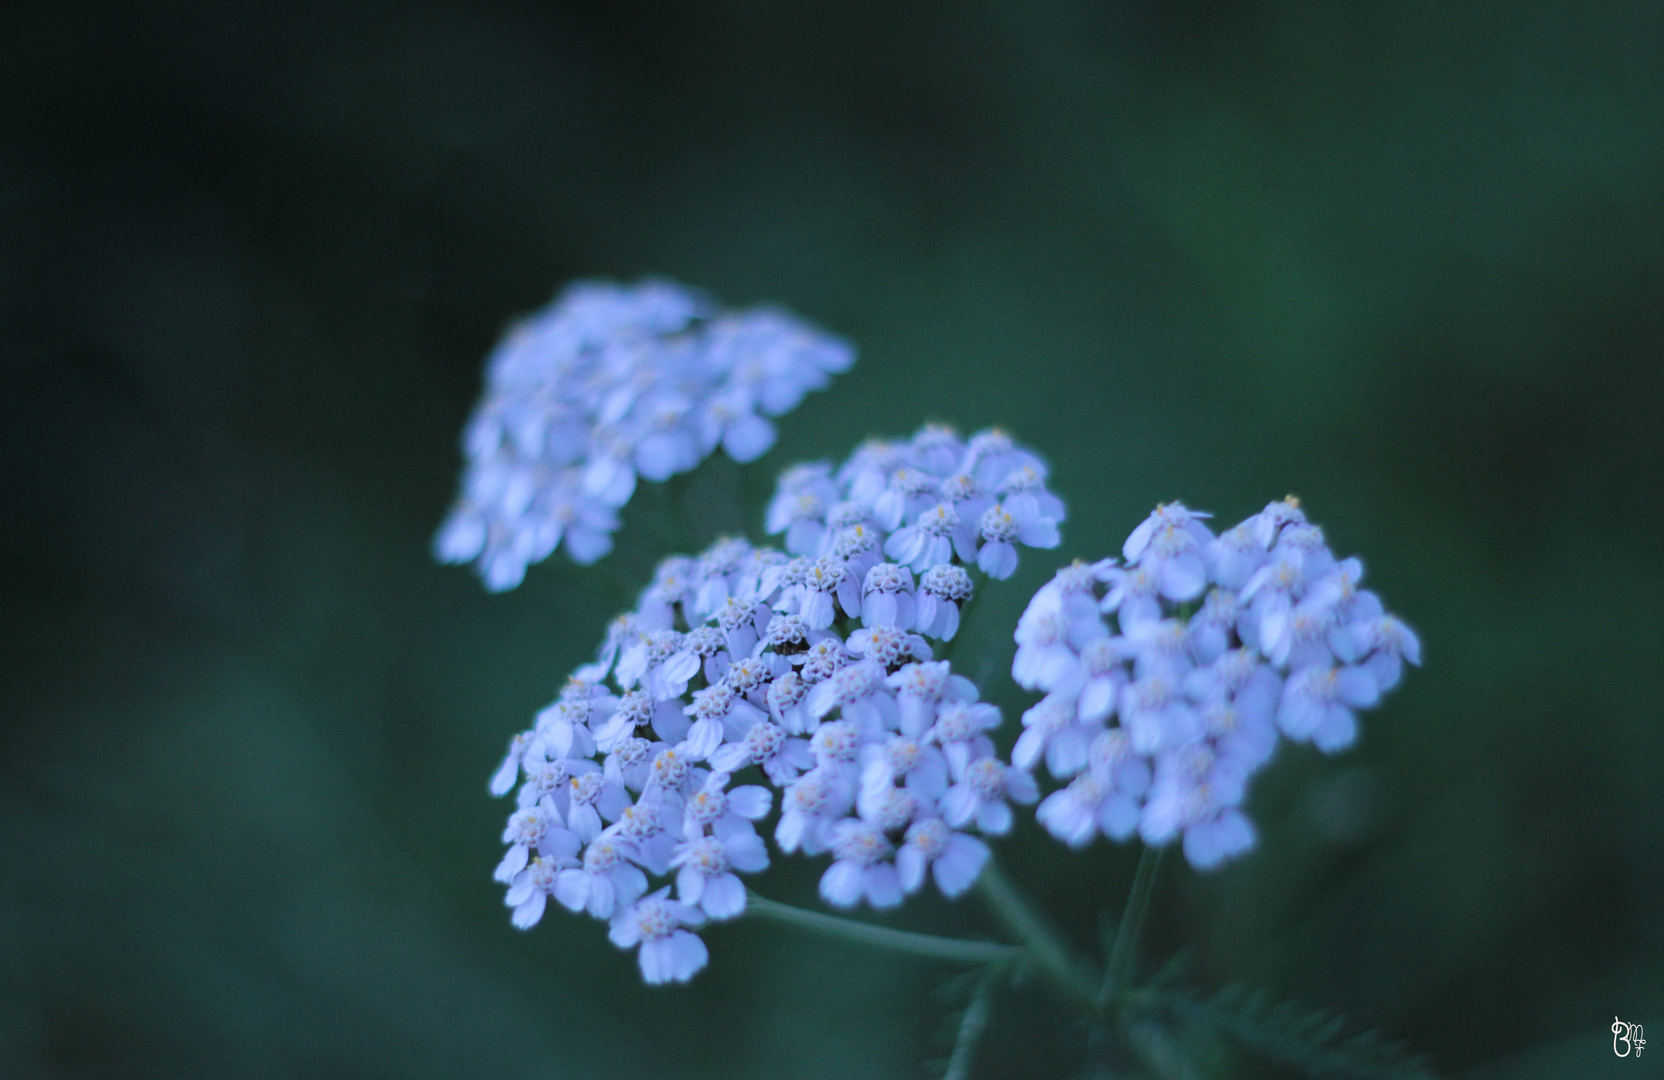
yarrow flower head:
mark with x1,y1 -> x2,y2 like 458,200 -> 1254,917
435,279 -> 855,590
486,426 -> 1065,982
1011,498 -> 1419,871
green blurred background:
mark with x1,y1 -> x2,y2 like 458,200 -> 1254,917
1,2 -> 1660,1077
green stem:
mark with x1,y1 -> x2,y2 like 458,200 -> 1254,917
745,893 -> 1023,966
943,968 -> 999,1080
974,859 -> 1100,1010
1101,844 -> 1164,1006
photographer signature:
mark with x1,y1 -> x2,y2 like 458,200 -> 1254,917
1613,1017 -> 1646,1058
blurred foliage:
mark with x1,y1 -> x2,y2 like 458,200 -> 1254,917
1,1 -> 1660,1077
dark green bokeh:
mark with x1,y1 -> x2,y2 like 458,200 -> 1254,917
2,2 -> 1660,1077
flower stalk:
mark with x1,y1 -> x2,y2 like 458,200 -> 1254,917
744,892 -> 1022,966
974,858 -> 1101,1011
1102,844 -> 1164,1006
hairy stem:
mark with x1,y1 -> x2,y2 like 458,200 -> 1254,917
974,858 -> 1100,1011
745,893 -> 1023,966
1101,844 -> 1164,1006
943,968 -> 999,1080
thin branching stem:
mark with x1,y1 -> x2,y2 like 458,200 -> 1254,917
745,893 -> 1023,966
974,858 -> 1101,1011
1102,844 -> 1164,1006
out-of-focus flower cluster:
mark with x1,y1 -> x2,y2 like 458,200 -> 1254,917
487,427 -> 1063,984
1011,498 -> 1421,870
434,279 -> 855,591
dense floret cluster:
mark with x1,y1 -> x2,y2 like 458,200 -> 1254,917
488,426 -> 1064,983
435,280 -> 855,590
1011,499 -> 1421,869
766,423 -> 1064,586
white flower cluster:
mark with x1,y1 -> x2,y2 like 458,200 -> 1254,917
765,423 -> 1065,592
435,279 -> 856,591
488,446 -> 1054,981
1011,499 -> 1421,871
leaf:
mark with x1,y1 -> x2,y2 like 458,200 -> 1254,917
1137,983 -> 1438,1080
933,968 -> 999,1080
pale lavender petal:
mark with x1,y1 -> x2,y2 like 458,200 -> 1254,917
677,866 -> 706,905
896,847 -> 926,894
976,800 -> 1013,836
863,864 -> 904,909
820,860 -> 864,907
723,413 -> 776,462
724,831 -> 770,873
700,874 -> 747,920
510,891 -> 548,930
553,869 -> 590,912
728,786 -> 772,819
932,835 -> 989,896
978,541 -> 1018,579
494,844 -> 529,884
